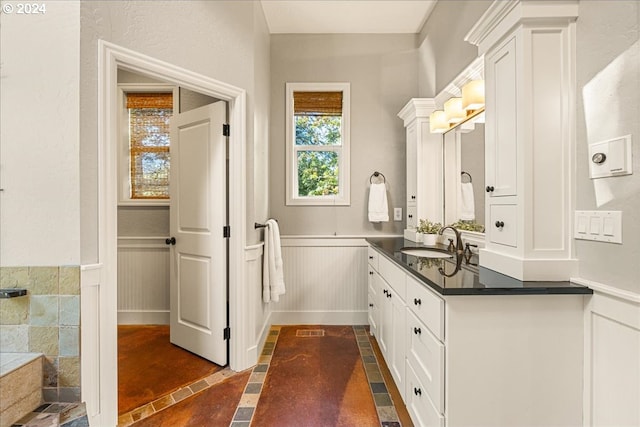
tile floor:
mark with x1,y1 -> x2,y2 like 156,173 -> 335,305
10,402 -> 88,427
119,324 -> 411,426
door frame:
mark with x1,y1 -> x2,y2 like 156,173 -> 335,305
89,40 -> 248,426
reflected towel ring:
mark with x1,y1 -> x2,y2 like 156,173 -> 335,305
370,171 -> 386,184
461,171 -> 472,183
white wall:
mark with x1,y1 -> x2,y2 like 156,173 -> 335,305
575,0 -> 640,295
0,1 -> 81,266
418,0 -> 492,97
269,34 -> 417,236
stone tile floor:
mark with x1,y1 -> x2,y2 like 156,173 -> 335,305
11,402 -> 88,427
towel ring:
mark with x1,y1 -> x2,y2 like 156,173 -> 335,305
461,171 -> 472,183
370,171 -> 386,184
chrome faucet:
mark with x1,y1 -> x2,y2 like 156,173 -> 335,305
439,226 -> 463,254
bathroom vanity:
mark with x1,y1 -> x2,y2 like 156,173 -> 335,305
367,238 -> 592,427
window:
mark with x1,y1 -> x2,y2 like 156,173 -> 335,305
286,82 -> 350,206
118,85 -> 178,205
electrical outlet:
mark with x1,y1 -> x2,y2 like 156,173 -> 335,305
394,208 -> 402,221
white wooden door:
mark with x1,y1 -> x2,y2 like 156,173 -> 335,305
169,101 -> 227,365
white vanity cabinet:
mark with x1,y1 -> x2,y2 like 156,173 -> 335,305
397,99 -> 443,241
468,0 -> 579,280
368,245 -> 586,427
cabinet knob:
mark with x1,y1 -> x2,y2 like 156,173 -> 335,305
165,237 -> 176,245
383,289 -> 388,296
495,221 -> 505,228
414,387 -> 422,396
411,195 -> 416,200
369,256 -> 374,260
414,327 -> 421,335
408,214 -> 413,219
369,303 -> 374,308
485,186 -> 495,193
414,298 -> 422,306
369,271 -> 374,275
387,292 -> 392,299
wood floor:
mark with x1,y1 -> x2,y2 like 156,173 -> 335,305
118,324 -> 412,426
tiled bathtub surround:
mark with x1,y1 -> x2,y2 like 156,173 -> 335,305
0,267 -> 81,403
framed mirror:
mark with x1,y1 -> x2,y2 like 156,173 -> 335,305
443,112 -> 485,237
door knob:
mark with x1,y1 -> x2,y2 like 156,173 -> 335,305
165,237 -> 176,245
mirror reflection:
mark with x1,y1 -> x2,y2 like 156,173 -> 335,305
443,113 -> 485,233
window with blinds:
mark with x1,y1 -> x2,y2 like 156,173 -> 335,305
126,92 -> 173,200
286,83 -> 351,206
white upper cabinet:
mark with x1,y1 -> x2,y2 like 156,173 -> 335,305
398,99 -> 442,241
485,36 -> 518,199
467,0 -> 579,280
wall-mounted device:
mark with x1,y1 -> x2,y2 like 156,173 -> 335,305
589,135 -> 632,179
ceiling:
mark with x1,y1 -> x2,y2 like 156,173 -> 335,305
260,0 -> 438,34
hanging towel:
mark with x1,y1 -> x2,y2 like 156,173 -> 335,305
368,182 -> 389,223
459,182 -> 476,221
263,219 -> 286,303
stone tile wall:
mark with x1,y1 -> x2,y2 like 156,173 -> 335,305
0,267 -> 81,402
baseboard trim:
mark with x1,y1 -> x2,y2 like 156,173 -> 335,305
117,310 -> 170,325
270,311 -> 368,325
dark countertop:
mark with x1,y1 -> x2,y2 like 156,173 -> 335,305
367,238 -> 593,296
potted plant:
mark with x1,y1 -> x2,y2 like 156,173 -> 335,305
417,219 -> 442,246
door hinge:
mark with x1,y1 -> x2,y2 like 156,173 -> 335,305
223,327 -> 231,340
222,124 -> 230,137
223,225 -> 231,238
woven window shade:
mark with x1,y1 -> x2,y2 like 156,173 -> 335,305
126,92 -> 173,109
294,91 -> 343,116
127,92 -> 173,199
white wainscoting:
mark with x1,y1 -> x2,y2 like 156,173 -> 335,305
270,237 -> 370,325
117,237 -> 170,324
577,278 -> 640,427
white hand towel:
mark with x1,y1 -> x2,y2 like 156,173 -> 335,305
263,219 -> 286,303
459,182 -> 475,221
368,183 -> 389,223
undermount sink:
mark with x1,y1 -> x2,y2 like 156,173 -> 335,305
400,248 -> 453,258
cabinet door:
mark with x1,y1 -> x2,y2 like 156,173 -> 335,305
378,275 -> 391,357
486,36 -> 517,198
388,286 -> 407,401
367,267 -> 380,337
406,123 -> 417,207
407,206 -> 417,230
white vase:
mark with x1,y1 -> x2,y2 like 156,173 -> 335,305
422,233 -> 438,246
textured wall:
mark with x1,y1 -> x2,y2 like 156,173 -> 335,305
575,1 -> 640,293
418,0 -> 491,97
269,34 -> 417,236
80,0 -> 270,263
0,1 -> 81,266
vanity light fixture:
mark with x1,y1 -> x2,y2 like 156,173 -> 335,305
429,110 -> 448,133
444,97 -> 466,124
461,80 -> 485,111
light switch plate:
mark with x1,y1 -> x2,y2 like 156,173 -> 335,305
394,207 -> 402,221
574,211 -> 622,244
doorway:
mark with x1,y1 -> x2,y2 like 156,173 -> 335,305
88,40 -> 248,427
115,69 -> 229,416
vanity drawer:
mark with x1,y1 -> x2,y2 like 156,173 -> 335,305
378,254 -> 406,300
367,246 -> 379,270
407,310 -> 445,413
407,275 -> 444,341
405,360 -> 445,427
489,204 -> 517,247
